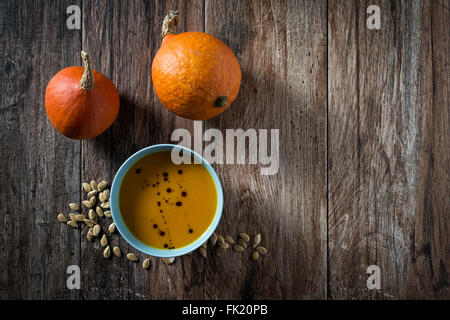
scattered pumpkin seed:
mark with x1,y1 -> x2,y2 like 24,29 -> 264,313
69,203 -> 80,211
82,182 -> 92,193
252,251 -> 260,261
84,219 -> 95,228
82,200 -> 92,208
100,202 -> 110,209
67,221 -> 78,228
215,246 -> 226,256
256,246 -> 267,254
224,236 -> 234,244
239,233 -> 250,242
142,258 -> 151,269
201,241 -> 207,249
108,223 -> 116,233
221,242 -> 230,250
69,213 -> 77,221
87,190 -> 98,198
100,234 -> 108,247
99,192 -> 105,203
217,234 -> 225,245
87,230 -> 93,241
113,246 -> 121,257
96,206 -> 104,217
252,233 -> 261,248
36,218 -> 45,225
210,232 -> 218,246
88,209 -> 95,220
102,189 -> 110,201
162,257 -> 174,264
98,180 -> 108,191
127,253 -> 138,262
75,214 -> 85,222
199,247 -> 207,258
103,245 -> 111,259
57,214 -> 68,223
92,224 -> 101,236
90,180 -> 98,191
89,196 -> 96,206
233,244 -> 245,252
104,211 -> 112,218
237,239 -> 247,248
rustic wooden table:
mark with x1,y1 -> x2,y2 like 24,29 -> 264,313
0,0 -> 448,300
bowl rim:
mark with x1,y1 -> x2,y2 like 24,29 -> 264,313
110,143 -> 223,258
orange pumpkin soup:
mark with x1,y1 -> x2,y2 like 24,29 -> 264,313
119,151 -> 217,250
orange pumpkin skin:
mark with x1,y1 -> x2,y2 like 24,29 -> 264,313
45,66 -> 119,139
152,31 -> 241,120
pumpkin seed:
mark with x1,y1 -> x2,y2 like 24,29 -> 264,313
108,223 -> 116,233
82,182 -> 92,193
239,233 -> 250,242
252,233 -> 261,248
113,246 -> 121,257
255,246 -> 267,254
233,244 -> 245,252
252,251 -> 260,261
69,213 -> 77,221
57,214 -> 68,223
99,192 -> 105,203
90,180 -> 98,191
103,245 -> 111,259
215,246 -> 225,256
100,234 -> 108,247
84,219 -> 95,228
97,180 -> 108,191
162,257 -> 174,265
75,214 -> 86,222
69,203 -> 80,211
102,189 -> 110,201
199,247 -> 207,258
142,258 -> 151,269
88,209 -> 95,220
89,196 -> 96,206
87,190 -> 98,198
104,211 -> 112,218
87,230 -> 93,241
67,221 -> 78,228
127,253 -> 138,262
92,224 -> 101,236
82,200 -> 92,208
217,234 -> 225,245
100,202 -> 110,209
36,218 -> 45,225
210,232 -> 218,246
96,206 -> 104,217
237,239 -> 247,248
224,235 -> 234,244
201,241 -> 207,249
88,227 -> 94,237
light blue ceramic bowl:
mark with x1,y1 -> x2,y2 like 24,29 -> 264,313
110,144 -> 223,258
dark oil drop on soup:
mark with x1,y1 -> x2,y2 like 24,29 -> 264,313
119,151 -> 217,249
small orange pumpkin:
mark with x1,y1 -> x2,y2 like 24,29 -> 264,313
45,51 -> 120,139
152,11 -> 241,120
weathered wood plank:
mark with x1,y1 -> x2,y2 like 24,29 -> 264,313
204,0 -> 328,299
0,0 -> 81,299
80,0 -> 205,299
328,0 -> 449,299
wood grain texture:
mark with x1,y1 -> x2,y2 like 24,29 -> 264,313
328,0 -> 449,299
0,0 -> 81,299
0,0 -> 447,300
203,0 -> 328,299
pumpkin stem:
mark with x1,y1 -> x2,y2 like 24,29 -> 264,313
80,51 -> 95,91
161,10 -> 179,38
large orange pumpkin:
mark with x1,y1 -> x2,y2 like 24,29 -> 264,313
152,11 -> 241,120
45,51 -> 120,139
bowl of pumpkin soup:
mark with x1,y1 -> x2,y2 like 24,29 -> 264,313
110,144 -> 223,257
